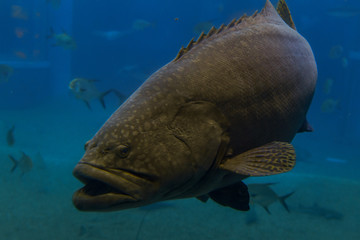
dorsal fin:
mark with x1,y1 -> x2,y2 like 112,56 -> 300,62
172,0 -> 284,62
173,12 -> 256,62
276,0 -> 296,30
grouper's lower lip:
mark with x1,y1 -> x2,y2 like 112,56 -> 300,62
72,163 -> 139,211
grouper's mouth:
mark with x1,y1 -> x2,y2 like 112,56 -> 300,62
72,163 -> 150,211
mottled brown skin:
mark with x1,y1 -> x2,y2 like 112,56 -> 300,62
72,0 -> 317,211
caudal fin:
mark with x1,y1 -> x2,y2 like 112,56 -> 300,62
98,90 -> 113,109
99,89 -> 126,109
111,89 -> 126,103
8,155 -> 18,173
279,191 -> 295,212
110,89 -> 127,105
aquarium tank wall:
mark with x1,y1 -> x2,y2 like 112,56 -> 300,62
0,0 -> 359,239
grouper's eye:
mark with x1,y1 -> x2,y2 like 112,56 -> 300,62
116,144 -> 130,158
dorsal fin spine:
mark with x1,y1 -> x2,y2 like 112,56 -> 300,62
216,24 -> 225,34
186,38 -> 195,49
251,10 -> 259,18
196,32 -> 206,44
235,15 -> 245,25
174,46 -> 185,61
207,26 -> 217,37
226,18 -> 237,29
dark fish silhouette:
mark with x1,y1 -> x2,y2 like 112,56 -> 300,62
72,0 -> 317,212
6,125 -> 15,146
9,152 -> 33,176
294,203 -> 343,220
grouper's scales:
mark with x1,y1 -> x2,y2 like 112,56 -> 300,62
100,2 -> 317,154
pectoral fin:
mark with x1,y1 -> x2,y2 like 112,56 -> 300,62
220,141 -> 295,176
196,195 -> 210,203
8,155 -> 18,173
170,101 -> 230,167
208,181 -> 250,211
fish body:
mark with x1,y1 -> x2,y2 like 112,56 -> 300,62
11,5 -> 28,20
327,8 -> 360,18
248,183 -> 294,214
325,157 -> 348,164
72,0 -> 317,212
69,78 -> 124,110
9,152 -> 33,176
132,19 -> 154,31
54,33 -> 76,49
93,19 -> 153,41
328,45 -> 343,59
49,29 -> 76,49
93,30 -> 134,40
323,78 -> 334,95
0,64 -> 14,83
6,125 -> 15,146
321,98 -> 339,113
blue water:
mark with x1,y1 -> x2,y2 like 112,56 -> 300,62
1,0 -> 359,239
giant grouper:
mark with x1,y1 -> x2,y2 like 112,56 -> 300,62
72,0 -> 317,211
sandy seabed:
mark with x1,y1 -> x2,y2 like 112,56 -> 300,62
0,98 -> 359,240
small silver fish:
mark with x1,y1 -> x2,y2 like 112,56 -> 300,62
9,152 -> 33,176
248,183 -> 294,214
327,7 -> 360,18
323,78 -> 334,95
321,98 -> 339,113
132,19 -> 155,31
69,78 -> 125,110
93,30 -> 134,41
48,28 -> 76,49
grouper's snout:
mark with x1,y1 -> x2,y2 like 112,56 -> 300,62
72,162 -> 153,211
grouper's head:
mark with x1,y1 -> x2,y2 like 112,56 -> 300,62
72,100 -> 229,211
